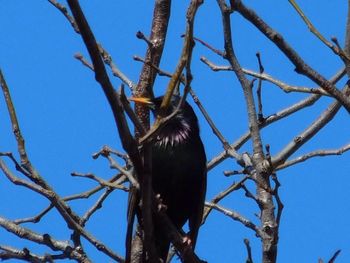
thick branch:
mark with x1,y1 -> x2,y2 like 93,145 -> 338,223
66,0 -> 142,175
217,2 -> 279,262
135,0 -> 172,130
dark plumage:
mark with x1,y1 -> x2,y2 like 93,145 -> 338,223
149,96 -> 207,262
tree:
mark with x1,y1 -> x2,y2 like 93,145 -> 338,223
1,1 -> 350,262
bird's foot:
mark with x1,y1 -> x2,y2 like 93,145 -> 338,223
155,194 -> 168,212
182,236 -> 193,247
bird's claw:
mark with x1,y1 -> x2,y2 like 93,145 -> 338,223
182,236 -> 192,247
155,194 -> 167,212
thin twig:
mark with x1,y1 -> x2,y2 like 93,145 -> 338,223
189,89 -> 242,161
48,0 -> 80,33
205,202 -> 263,238
256,52 -> 264,122
207,68 -> 346,171
200,56 -> 330,96
81,188 -> 114,226
344,0 -> 350,78
71,172 -> 128,191
74,53 -> 94,70
193,36 -> 225,56
0,216 -> 88,262
49,0 -> 135,89
202,176 -> 248,223
276,142 -> 350,170
0,70 -> 36,182
289,0 -> 350,66
272,83 -> 350,167
329,250 -> 341,263
244,238 -> 253,263
13,205 -> 53,225
136,31 -> 154,49
1,157 -> 124,261
271,174 -> 284,226
233,0 -> 350,113
15,173 -> 126,225
241,184 -> 260,205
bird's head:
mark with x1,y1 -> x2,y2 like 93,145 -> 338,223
130,95 -> 200,146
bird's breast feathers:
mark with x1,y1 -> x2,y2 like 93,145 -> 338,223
154,118 -> 192,148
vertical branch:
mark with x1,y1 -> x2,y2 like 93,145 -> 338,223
135,0 -> 172,129
131,1 -> 203,262
66,0 -> 142,172
65,1 -> 148,262
139,141 -> 158,263
0,70 -> 40,184
217,1 -> 277,263
0,70 -> 27,168
216,1 -> 264,164
244,238 -> 254,263
256,52 -> 264,122
344,0 -> 350,77
156,0 -> 201,118
133,2 -> 172,262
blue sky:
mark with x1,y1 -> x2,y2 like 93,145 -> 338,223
1,1 -> 350,262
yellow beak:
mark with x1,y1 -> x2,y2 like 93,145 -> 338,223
128,96 -> 154,106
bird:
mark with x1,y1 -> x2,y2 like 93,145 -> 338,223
131,95 -> 207,262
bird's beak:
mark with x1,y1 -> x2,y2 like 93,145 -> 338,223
129,96 -> 155,109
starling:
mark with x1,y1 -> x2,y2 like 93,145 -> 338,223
132,95 -> 207,262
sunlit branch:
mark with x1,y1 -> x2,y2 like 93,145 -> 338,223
71,172 -> 128,191
276,143 -> 350,170
201,56 -> 330,96
202,176 -> 248,223
0,216 -> 89,262
289,0 -> 350,80
272,83 -> 350,168
205,202 -> 263,238
233,0 -> 350,113
207,68 -> 346,171
81,188 -> 114,226
48,0 -> 135,90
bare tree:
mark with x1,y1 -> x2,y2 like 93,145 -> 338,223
1,1 -> 349,263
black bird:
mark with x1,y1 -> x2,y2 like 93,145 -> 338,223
132,95 -> 207,262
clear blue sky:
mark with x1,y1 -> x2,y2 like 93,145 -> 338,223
1,1 -> 350,262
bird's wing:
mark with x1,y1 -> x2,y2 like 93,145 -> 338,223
125,186 -> 139,263
188,169 -> 207,248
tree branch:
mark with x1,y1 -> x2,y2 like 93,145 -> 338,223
0,216 -> 89,262
233,0 -> 350,113
205,202 -> 263,238
207,68 -> 346,171
201,57 -> 331,96
276,142 -> 350,170
272,83 -> 350,167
